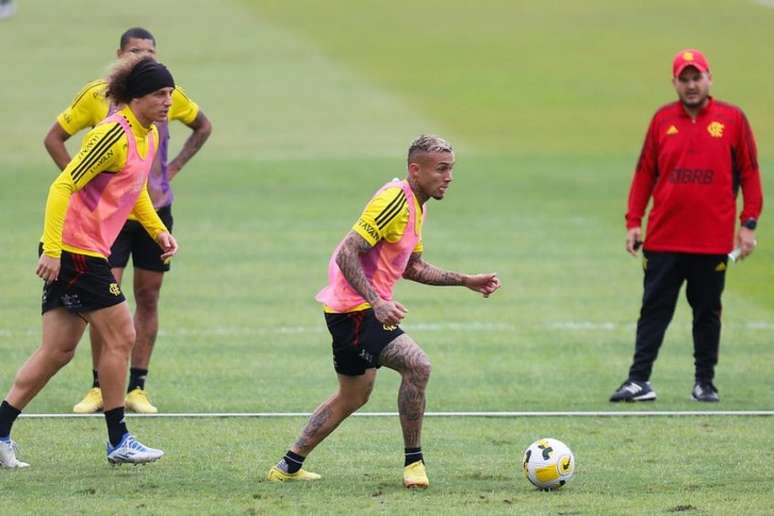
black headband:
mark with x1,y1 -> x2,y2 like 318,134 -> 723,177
126,59 -> 175,99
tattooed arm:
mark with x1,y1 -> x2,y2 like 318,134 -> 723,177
336,231 -> 381,304
335,231 -> 407,325
167,111 -> 212,180
403,252 -> 502,297
402,252 -> 466,286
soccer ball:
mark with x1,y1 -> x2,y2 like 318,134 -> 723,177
522,438 -> 575,490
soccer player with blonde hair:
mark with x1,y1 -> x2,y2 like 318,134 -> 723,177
267,135 -> 501,488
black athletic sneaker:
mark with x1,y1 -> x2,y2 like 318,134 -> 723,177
691,382 -> 719,402
609,380 -> 656,402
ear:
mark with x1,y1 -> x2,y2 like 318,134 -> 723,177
408,162 -> 421,179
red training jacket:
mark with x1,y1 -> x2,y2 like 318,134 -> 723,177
626,97 -> 763,254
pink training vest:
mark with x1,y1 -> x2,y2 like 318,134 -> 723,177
62,113 -> 157,257
316,179 -> 422,312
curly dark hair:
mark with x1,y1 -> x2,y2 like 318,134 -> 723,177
105,54 -> 155,105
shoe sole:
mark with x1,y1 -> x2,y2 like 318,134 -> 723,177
125,402 -> 159,414
108,455 -> 163,466
404,482 -> 429,489
610,396 -> 657,402
610,391 -> 657,402
125,407 -> 159,414
267,473 -> 321,482
108,456 -> 163,466
73,405 -> 103,414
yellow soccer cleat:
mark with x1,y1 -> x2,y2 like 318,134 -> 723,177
125,388 -> 158,414
266,465 -> 321,482
73,387 -> 103,414
403,460 -> 429,489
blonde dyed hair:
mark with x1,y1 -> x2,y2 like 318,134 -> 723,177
407,134 -> 453,164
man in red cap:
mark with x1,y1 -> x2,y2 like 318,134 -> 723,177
610,49 -> 763,403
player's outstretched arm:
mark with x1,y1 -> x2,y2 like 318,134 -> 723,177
403,253 -> 501,297
336,231 -> 407,325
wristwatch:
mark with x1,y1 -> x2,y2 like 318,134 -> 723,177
742,218 -> 757,230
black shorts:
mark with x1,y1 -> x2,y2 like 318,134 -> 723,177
39,245 -> 126,315
108,205 -> 173,272
325,309 -> 404,376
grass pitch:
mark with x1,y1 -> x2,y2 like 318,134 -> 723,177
0,0 -> 773,514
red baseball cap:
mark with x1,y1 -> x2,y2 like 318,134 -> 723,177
672,49 -> 710,77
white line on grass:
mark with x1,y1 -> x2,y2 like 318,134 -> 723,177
18,411 -> 774,418
3,321 -> 774,338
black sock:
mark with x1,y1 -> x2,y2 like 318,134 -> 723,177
405,447 -> 423,466
92,369 -> 100,388
0,400 -> 22,440
104,407 -> 128,447
279,450 -> 305,474
128,368 -> 148,392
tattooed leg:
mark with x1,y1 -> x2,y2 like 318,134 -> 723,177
290,370 -> 376,456
379,334 -> 432,448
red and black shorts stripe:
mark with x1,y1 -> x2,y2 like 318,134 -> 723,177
324,308 -> 404,376
39,244 -> 126,315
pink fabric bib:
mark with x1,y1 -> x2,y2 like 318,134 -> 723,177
316,180 -> 421,312
62,114 -> 156,256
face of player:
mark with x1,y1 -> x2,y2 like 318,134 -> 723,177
132,87 -> 174,126
673,66 -> 711,109
117,38 -> 156,58
411,151 -> 455,201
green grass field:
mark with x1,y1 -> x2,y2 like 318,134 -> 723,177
1,0 -> 773,514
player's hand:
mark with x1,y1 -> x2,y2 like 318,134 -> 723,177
36,254 -> 60,283
157,232 -> 178,261
167,163 -> 182,181
464,273 -> 501,298
736,227 -> 757,260
372,298 -> 407,328
626,227 -> 643,256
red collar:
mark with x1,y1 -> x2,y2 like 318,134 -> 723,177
677,96 -> 714,118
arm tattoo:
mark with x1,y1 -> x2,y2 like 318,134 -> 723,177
402,252 -> 465,286
335,232 -> 381,304
167,112 -> 212,175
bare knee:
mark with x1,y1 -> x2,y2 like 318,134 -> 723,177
340,389 -> 370,412
134,284 -> 161,314
47,347 -> 76,368
339,382 -> 374,412
103,324 -> 136,355
409,356 -> 432,385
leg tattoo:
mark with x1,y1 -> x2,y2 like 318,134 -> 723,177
379,335 -> 431,448
293,403 -> 334,456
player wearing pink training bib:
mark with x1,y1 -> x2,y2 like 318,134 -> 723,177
267,135 -> 502,489
0,56 -> 179,468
